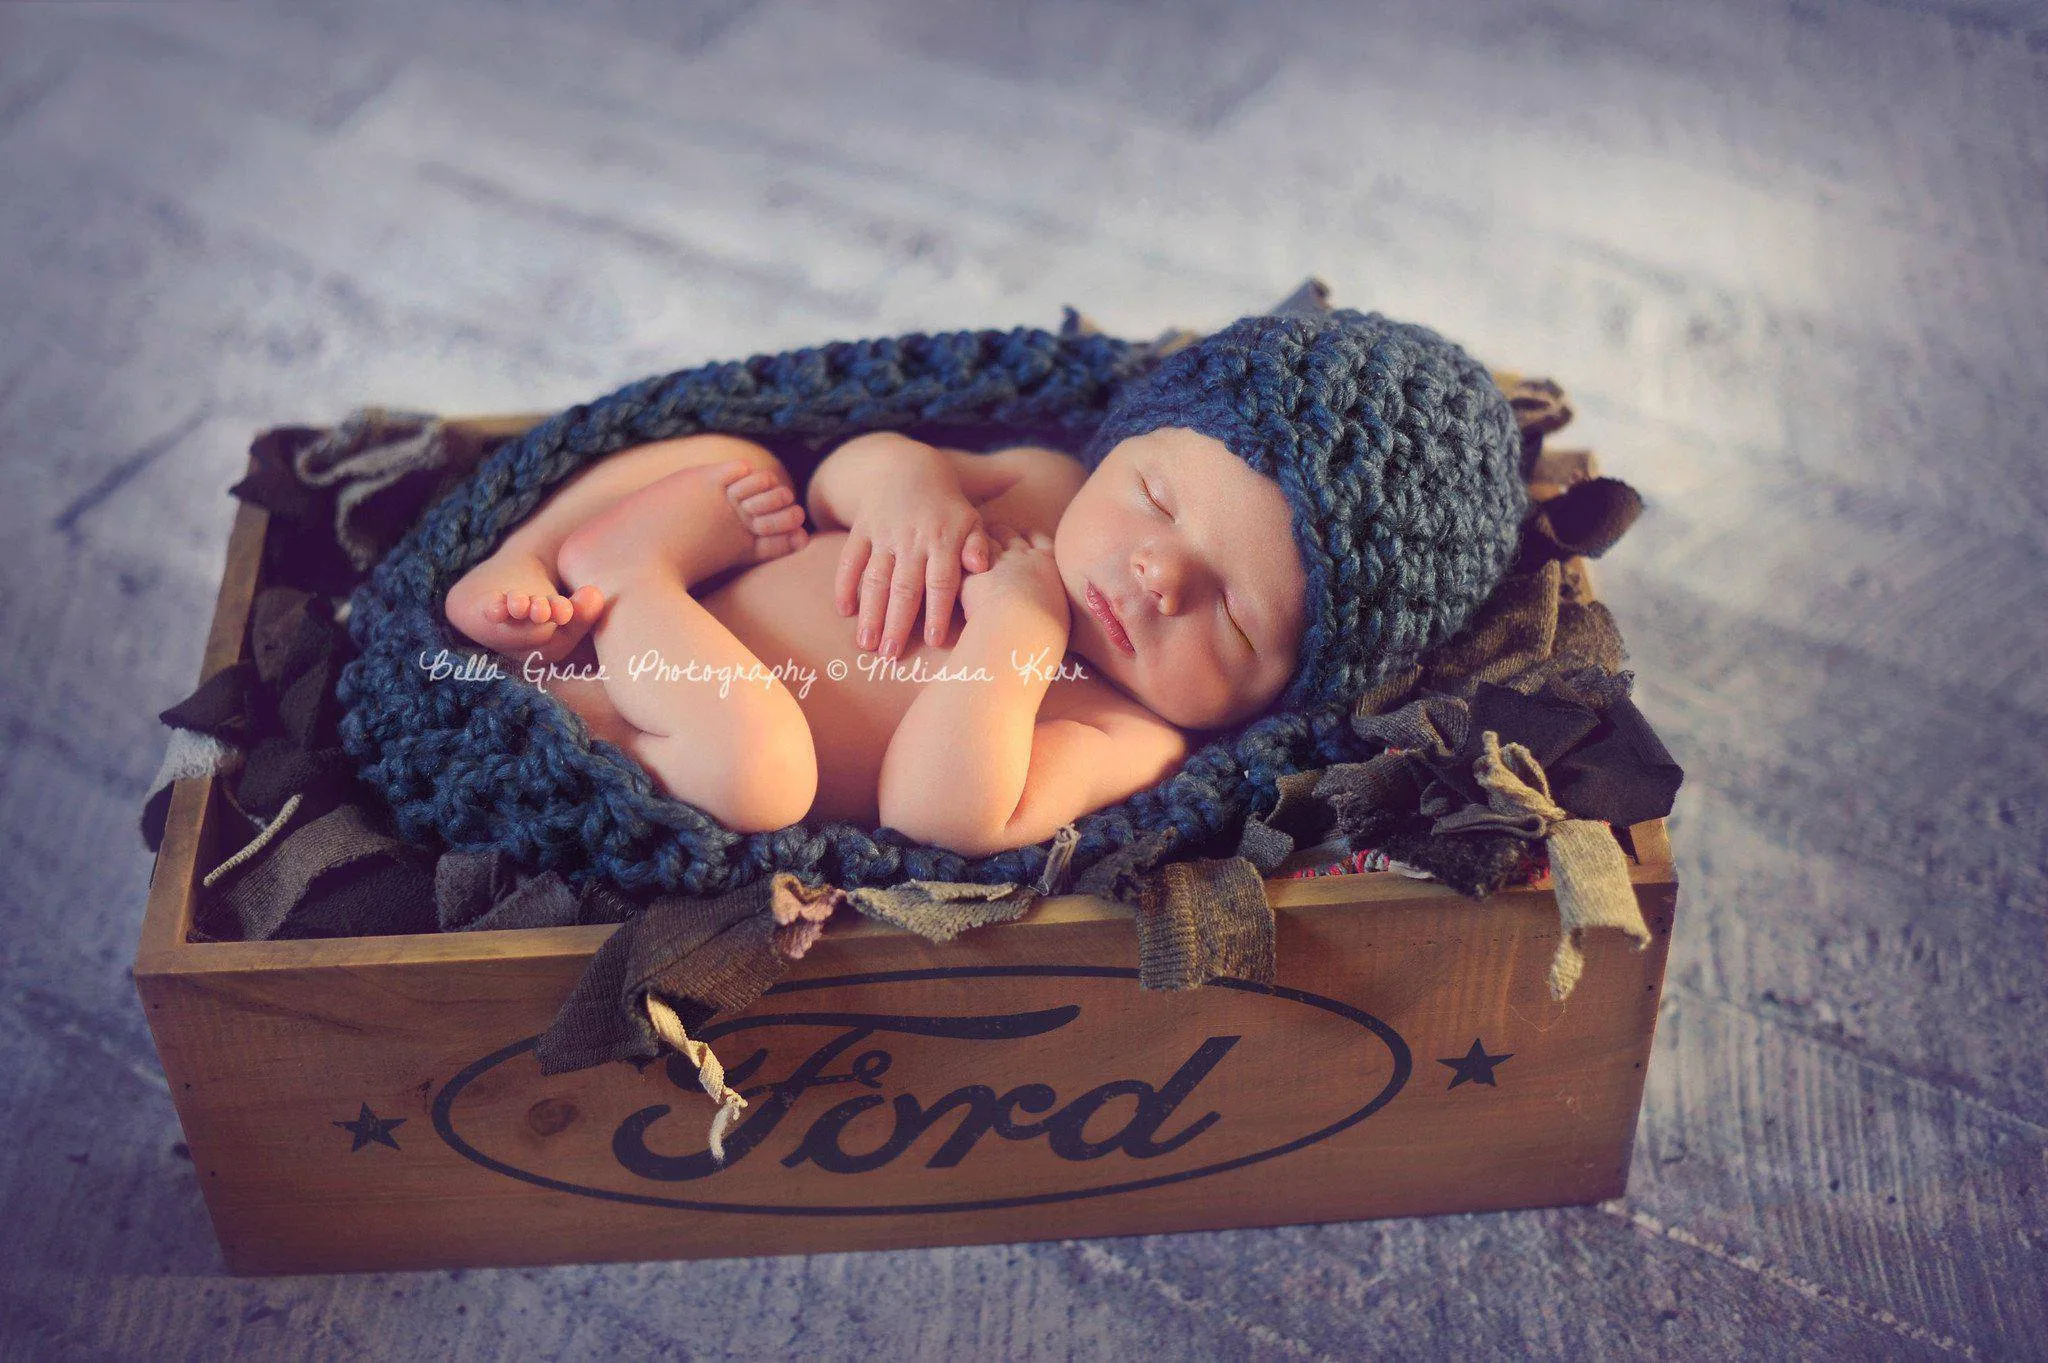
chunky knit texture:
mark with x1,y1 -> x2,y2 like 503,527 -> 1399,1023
1081,308 -> 1529,713
335,316 -> 1520,898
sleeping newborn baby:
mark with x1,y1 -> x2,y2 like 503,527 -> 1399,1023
441,310 -> 1527,857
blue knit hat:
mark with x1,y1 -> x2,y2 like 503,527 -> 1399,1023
1079,307 -> 1529,715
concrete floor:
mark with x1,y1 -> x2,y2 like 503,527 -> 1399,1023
2,0 -> 2043,1357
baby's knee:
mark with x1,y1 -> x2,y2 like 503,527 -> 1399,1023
642,699 -> 815,834
707,716 -> 818,833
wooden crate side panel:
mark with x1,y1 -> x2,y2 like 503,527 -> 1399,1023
140,879 -> 1674,1275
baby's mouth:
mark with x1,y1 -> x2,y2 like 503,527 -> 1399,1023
1086,581 -> 1136,657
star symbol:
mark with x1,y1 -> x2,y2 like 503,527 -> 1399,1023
1438,1039 -> 1514,1090
334,1103 -> 407,1152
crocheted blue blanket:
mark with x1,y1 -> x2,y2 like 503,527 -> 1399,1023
335,323 -> 1375,897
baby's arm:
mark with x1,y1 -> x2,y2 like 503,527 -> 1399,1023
806,432 -> 995,656
807,434 -> 1085,658
877,527 -> 1189,858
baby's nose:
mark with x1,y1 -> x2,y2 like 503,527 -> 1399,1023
1134,545 -> 1198,612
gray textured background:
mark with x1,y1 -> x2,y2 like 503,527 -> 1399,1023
2,0 -> 2044,1358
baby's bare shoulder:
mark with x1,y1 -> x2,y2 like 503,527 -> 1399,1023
1041,672 -> 1191,757
946,444 -> 1087,540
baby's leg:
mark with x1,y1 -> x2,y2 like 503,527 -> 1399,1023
555,457 -> 816,834
444,435 -> 805,664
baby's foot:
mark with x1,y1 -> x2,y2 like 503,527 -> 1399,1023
725,463 -> 811,563
558,458 -> 809,595
448,575 -> 606,664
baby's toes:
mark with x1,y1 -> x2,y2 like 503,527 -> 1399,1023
728,470 -> 793,511
746,501 -> 807,537
528,587 -> 604,663
750,523 -> 809,562
509,590 -> 561,625
461,591 -> 559,653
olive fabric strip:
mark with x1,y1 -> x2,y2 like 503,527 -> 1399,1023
845,880 -> 1039,942
1130,857 -> 1276,991
1542,820 -> 1647,999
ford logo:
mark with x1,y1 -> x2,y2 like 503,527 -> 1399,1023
434,965 -> 1411,1215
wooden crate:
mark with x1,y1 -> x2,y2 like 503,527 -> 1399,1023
134,420 -> 1679,1276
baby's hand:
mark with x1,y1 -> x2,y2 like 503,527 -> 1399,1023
958,524 -> 1069,636
835,461 -> 993,656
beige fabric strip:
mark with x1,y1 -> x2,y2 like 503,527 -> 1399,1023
1471,731 -> 1650,1001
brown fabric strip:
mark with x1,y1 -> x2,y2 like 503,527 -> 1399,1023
536,873 -> 783,1074
1418,560 -> 1561,696
218,803 -> 401,941
1233,817 -> 1295,876
657,906 -> 787,1013
1072,826 -> 1183,903
1180,858 -> 1275,987
1316,751 -> 1424,840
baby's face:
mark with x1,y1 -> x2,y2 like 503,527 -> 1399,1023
1054,427 -> 1308,731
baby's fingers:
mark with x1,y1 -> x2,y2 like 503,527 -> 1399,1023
835,531 -> 872,618
960,526 -> 992,574
924,549 -> 963,647
857,548 -> 897,652
878,552 -> 926,657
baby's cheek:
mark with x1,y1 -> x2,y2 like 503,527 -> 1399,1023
1154,650 -> 1238,728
